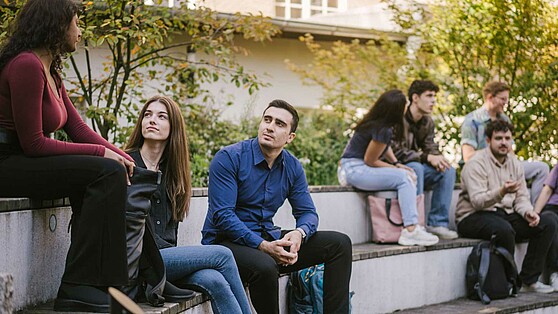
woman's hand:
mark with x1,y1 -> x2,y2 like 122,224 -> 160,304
104,148 -> 135,184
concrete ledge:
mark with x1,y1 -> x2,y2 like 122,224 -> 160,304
23,293 -> 211,314
352,238 -> 481,261
190,185 -> 357,197
0,198 -> 69,213
397,292 -> 558,314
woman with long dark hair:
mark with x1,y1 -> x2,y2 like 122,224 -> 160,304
125,95 -> 251,314
0,0 -> 134,312
338,89 -> 439,246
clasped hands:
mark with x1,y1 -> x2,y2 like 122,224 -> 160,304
258,230 -> 303,267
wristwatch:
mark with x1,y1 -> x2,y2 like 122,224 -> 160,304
296,227 -> 307,239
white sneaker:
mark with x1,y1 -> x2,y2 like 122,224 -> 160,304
427,226 -> 459,240
398,225 -> 439,246
521,281 -> 554,294
550,272 -> 558,290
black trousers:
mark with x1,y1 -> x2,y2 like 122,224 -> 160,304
458,209 -> 557,285
542,204 -> 558,272
0,151 -> 128,286
219,230 -> 352,314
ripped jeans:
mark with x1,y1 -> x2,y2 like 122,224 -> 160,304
338,158 -> 419,226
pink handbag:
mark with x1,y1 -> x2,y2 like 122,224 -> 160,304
368,193 -> 425,243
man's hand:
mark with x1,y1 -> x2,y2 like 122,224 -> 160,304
525,210 -> 540,227
427,154 -> 451,172
500,180 -> 521,197
258,239 -> 298,266
282,230 -> 303,254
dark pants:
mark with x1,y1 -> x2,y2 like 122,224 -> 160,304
542,204 -> 558,272
458,209 -> 557,285
219,230 -> 352,314
0,152 -> 128,286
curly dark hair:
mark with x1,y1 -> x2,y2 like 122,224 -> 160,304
485,118 -> 514,139
0,0 -> 80,74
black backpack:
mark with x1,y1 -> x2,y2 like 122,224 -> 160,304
466,237 -> 521,304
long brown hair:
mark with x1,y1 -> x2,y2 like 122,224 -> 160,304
126,95 -> 191,221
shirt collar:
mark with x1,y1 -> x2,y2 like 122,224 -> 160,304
477,106 -> 506,122
405,108 -> 425,126
251,138 -> 266,166
251,137 -> 284,168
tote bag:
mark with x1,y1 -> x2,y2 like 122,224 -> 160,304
368,193 -> 425,243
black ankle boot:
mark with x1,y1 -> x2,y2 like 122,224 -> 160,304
162,281 -> 196,302
53,283 -> 109,312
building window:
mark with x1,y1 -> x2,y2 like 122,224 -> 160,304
275,0 -> 347,19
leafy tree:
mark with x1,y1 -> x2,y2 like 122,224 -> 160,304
288,111 -> 349,185
1,0 -> 279,144
75,0 -> 279,143
387,0 -> 558,162
286,33 -> 424,119
289,0 -> 558,165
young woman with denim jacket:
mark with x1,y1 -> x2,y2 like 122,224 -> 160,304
125,96 -> 251,314
337,89 -> 439,246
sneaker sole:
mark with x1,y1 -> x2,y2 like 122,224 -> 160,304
434,234 -> 459,240
397,238 -> 439,246
54,298 -> 109,313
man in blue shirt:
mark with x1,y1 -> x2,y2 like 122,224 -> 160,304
202,100 -> 352,314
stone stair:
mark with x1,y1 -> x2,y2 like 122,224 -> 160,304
4,187 -> 558,313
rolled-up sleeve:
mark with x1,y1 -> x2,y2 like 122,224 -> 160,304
288,162 -> 319,240
461,117 -> 479,148
208,150 -> 264,248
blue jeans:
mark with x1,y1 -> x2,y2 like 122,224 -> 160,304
338,158 -> 419,226
160,245 -> 251,314
405,162 -> 456,228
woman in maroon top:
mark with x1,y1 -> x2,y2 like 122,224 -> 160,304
0,0 -> 134,312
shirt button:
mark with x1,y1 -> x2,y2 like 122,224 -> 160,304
156,199 -> 161,204
156,220 -> 161,225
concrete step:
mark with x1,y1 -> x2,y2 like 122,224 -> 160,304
19,294 -> 210,314
397,292 -> 558,314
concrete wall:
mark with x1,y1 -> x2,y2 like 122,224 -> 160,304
0,187 -> 504,311
351,247 -> 470,313
0,207 -> 71,309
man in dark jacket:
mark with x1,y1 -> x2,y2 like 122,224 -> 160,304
391,80 -> 458,239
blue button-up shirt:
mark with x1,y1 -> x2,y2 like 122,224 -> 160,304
201,138 -> 319,249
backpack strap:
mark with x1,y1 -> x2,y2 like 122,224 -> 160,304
477,246 -> 492,304
385,199 -> 404,227
494,246 -> 520,295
